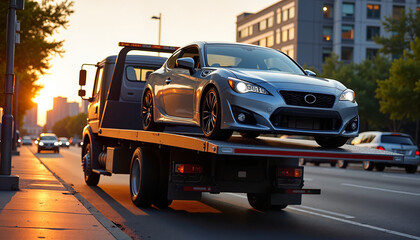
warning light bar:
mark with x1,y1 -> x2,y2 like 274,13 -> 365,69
118,42 -> 179,53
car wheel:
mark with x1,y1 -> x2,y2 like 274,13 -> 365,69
363,161 -> 374,171
201,87 -> 232,140
142,90 -> 165,132
240,132 -> 260,139
82,143 -> 100,186
405,165 -> 418,174
37,148 -> 40,153
337,160 -> 348,168
315,136 -> 348,148
247,193 -> 271,211
330,161 -> 337,167
375,164 -> 385,172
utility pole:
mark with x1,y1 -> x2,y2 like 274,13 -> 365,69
0,0 -> 24,191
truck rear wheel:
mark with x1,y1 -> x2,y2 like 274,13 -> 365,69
82,143 -> 100,186
130,147 -> 157,207
247,193 -> 271,211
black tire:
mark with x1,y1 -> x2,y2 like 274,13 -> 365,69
313,162 -> 320,166
330,162 -> 337,167
56,149 -> 60,154
405,165 -> 418,174
271,204 -> 288,210
337,160 -> 348,169
247,193 -> 271,211
363,161 -> 374,171
240,132 -> 260,139
142,90 -> 165,132
201,87 -> 233,140
375,164 -> 385,172
130,147 -> 157,208
82,143 -> 100,186
315,136 -> 349,148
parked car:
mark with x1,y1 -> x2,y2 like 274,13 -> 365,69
37,133 -> 59,153
337,131 -> 419,173
142,42 -> 359,147
21,136 -> 33,146
58,137 -> 70,148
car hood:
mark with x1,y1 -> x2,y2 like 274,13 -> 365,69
227,68 -> 347,91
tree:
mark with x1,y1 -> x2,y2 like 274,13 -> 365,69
0,0 -> 74,127
376,38 -> 420,122
373,9 -> 420,57
52,113 -> 87,138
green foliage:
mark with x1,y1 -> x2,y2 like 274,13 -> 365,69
321,53 -> 392,130
373,9 -> 420,57
376,38 -> 420,121
0,0 -> 74,127
52,113 -> 87,138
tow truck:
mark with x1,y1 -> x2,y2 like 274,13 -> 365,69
77,42 -> 400,211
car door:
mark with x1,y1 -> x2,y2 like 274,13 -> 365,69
163,46 -> 201,119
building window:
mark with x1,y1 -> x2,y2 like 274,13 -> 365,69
323,26 -> 333,41
282,9 -> 288,21
259,16 -> 274,31
367,4 -> 381,19
239,26 -> 253,38
282,46 -> 295,59
341,47 -> 353,61
393,5 -> 405,19
322,48 -> 332,62
342,25 -> 354,40
268,16 -> 274,28
282,29 -> 288,42
366,48 -> 378,59
276,29 -> 281,44
323,4 -> 334,18
366,26 -> 380,41
342,3 -> 355,17
267,35 -> 274,47
289,28 -> 295,40
289,6 -> 295,19
277,8 -> 281,24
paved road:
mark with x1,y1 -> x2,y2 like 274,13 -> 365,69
27,146 -> 420,240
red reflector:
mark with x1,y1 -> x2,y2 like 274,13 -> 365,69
278,168 -> 302,178
183,186 -> 211,192
416,150 -> 419,156
376,146 -> 385,150
175,164 -> 203,174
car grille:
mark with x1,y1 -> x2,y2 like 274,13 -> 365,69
280,90 -> 335,108
270,108 -> 342,131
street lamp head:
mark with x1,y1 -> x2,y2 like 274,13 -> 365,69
151,16 -> 160,20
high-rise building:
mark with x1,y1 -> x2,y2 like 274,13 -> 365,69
68,102 -> 79,117
22,104 -> 42,137
45,97 -> 80,131
236,0 -> 419,70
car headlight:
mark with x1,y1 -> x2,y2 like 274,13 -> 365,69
54,142 -> 59,146
66,142 -> 69,145
339,89 -> 355,102
228,77 -> 269,95
39,142 -> 44,146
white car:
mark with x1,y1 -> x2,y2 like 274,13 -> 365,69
337,131 -> 419,173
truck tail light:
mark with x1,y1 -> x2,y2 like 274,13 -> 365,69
278,167 -> 302,178
175,164 -> 203,174
376,146 -> 385,150
416,150 -> 419,156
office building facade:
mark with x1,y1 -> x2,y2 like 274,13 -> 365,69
236,0 -> 419,70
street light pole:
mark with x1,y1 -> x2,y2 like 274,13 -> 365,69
0,0 -> 24,191
151,13 -> 162,56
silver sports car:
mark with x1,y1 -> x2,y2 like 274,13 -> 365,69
142,42 -> 359,147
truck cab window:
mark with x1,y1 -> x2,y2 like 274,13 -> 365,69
126,66 -> 156,82
92,67 -> 104,98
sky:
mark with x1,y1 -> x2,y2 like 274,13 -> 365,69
33,0 -> 279,126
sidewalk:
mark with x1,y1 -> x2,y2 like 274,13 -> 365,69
0,147 -> 128,239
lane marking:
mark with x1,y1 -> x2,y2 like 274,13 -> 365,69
287,206 -> 420,240
297,205 -> 354,219
342,183 -> 420,197
382,175 -> 420,181
226,192 -> 420,240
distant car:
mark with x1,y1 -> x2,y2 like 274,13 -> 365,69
37,133 -> 59,153
337,131 -> 419,173
58,137 -> 70,148
142,42 -> 359,147
69,137 -> 83,147
21,136 -> 32,146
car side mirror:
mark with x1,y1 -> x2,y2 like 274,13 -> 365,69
176,57 -> 195,75
305,69 -> 316,77
79,69 -> 87,86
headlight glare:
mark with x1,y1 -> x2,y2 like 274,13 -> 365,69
339,89 -> 355,102
228,78 -> 269,95
39,142 -> 44,146
54,142 -> 59,146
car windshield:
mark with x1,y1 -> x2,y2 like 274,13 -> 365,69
41,136 -> 57,141
205,44 -> 305,75
59,137 -> 68,141
381,135 -> 414,145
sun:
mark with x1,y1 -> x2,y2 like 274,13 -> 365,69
32,88 -> 54,125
